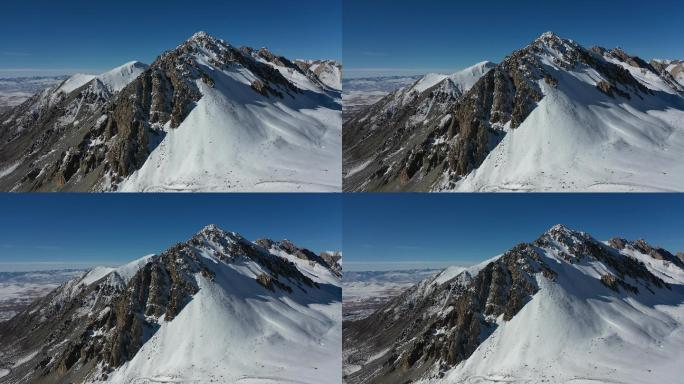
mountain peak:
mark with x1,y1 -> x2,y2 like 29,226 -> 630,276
538,31 -> 560,40
547,223 -> 573,233
189,30 -> 212,41
197,223 -> 241,238
540,224 -> 589,246
201,223 -> 222,232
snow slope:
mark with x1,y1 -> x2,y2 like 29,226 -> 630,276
118,37 -> 341,192
454,48 -> 684,192
56,73 -> 97,95
54,62 -> 147,97
310,61 -> 342,90
96,61 -> 148,93
418,229 -> 684,384
78,254 -> 156,286
100,232 -> 340,384
409,61 -> 496,95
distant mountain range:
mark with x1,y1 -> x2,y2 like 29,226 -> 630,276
343,32 -> 684,192
0,32 -> 342,192
0,225 -> 342,384
0,76 -> 69,111
342,75 -> 422,121
343,224 -> 684,383
343,269 -> 440,321
0,269 -> 85,322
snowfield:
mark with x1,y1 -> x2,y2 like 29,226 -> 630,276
448,38 -> 684,192
118,38 -> 341,192
0,226 -> 342,384
420,231 -> 684,383
343,269 -> 440,321
0,76 -> 67,108
106,265 -> 341,384
0,32 -> 340,193
454,75 -> 684,192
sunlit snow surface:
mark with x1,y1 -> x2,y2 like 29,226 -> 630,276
449,50 -> 684,192
118,47 -> 341,192
94,242 -> 341,384
416,240 -> 684,384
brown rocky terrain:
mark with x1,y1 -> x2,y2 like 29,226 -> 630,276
343,32 -> 682,192
0,225 -> 334,384
343,225 -> 678,383
0,32 -> 336,192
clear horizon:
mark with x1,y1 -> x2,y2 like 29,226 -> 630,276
0,194 -> 342,272
0,0 -> 341,77
343,194 -> 684,270
344,0 -> 684,78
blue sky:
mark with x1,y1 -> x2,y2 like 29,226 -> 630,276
344,0 -> 684,78
344,194 -> 684,271
0,0 -> 341,77
0,194 -> 341,271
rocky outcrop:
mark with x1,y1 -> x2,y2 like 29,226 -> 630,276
0,225 -> 325,383
610,237 -> 684,269
344,225 -> 677,384
256,238 -> 342,277
343,32 -> 669,192
343,74 -> 469,191
0,31 -> 316,192
320,251 -> 343,276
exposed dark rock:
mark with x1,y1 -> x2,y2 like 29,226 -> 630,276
255,238 -> 342,277
344,225 -> 675,383
343,33 -> 665,192
0,31 -> 312,191
0,225 -> 327,383
256,273 -> 275,291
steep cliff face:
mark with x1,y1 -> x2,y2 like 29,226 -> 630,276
0,32 -> 342,192
343,225 -> 684,384
0,62 -> 148,191
343,32 -> 684,192
0,225 -> 342,384
343,62 -> 495,191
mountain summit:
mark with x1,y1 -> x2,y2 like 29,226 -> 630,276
0,225 -> 341,383
344,225 -> 684,383
343,32 -> 684,192
0,31 -> 342,192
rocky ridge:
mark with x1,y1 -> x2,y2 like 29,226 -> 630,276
0,225 -> 332,383
343,32 -> 684,192
0,31 -> 339,192
343,224 -> 680,383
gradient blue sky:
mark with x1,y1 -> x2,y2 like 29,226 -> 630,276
344,194 -> 684,271
344,0 -> 684,78
0,0 -> 341,77
0,194 -> 341,271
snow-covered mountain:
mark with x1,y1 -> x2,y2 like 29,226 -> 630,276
343,61 -> 496,191
652,59 -> 684,88
0,225 -> 341,384
294,59 -> 342,90
0,31 -> 341,192
343,32 -> 684,192
343,225 -> 684,383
